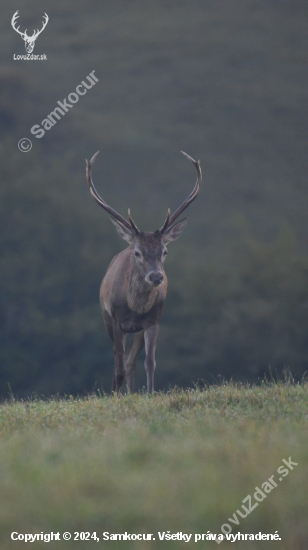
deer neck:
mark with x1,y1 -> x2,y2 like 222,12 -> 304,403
127,264 -> 157,315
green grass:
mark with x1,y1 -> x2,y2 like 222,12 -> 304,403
0,382 -> 307,549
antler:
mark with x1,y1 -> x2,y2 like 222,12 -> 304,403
11,11 -> 49,40
86,152 -> 140,234
160,151 -> 202,232
31,13 -> 49,40
11,11 -> 27,39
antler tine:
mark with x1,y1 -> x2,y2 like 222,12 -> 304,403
160,208 -> 170,233
31,13 -> 49,39
11,11 -> 19,27
11,11 -> 26,37
161,151 -> 202,231
36,13 -> 49,36
128,209 -> 140,234
86,152 -> 135,232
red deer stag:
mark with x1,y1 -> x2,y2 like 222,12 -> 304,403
86,151 -> 202,393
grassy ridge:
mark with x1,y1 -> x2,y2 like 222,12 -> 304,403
0,382 -> 307,549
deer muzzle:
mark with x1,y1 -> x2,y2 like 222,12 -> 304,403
146,271 -> 164,287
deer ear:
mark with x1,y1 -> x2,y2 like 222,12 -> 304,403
162,217 -> 188,244
110,217 -> 134,244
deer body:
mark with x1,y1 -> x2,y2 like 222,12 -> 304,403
100,244 -> 167,393
101,245 -> 167,328
86,151 -> 201,393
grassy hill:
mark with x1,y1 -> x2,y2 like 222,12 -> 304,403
0,381 -> 307,549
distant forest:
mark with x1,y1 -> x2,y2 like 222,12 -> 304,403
1,0 -> 308,397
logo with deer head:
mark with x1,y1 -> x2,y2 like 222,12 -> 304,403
11,11 -> 49,54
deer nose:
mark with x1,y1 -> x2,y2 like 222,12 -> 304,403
149,271 -> 163,286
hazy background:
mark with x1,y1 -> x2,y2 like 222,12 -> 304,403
1,0 -> 308,398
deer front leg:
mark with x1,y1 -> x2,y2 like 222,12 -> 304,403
125,330 -> 145,393
144,324 -> 160,394
112,321 -> 126,393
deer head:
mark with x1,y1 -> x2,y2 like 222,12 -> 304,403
11,11 -> 49,53
86,151 -> 202,288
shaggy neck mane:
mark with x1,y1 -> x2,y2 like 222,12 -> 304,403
127,260 -> 158,315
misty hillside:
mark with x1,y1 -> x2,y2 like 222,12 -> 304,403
0,0 -> 308,396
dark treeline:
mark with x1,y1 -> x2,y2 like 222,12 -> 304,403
1,0 -> 308,397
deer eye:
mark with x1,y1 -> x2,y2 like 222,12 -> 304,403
163,249 -> 168,256
134,251 -> 141,258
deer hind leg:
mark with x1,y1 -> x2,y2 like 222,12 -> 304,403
112,321 -> 126,393
102,310 -> 114,341
125,330 -> 145,393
